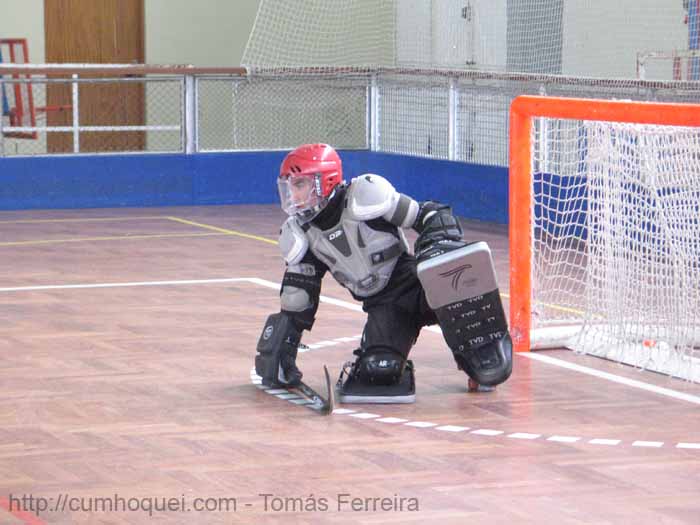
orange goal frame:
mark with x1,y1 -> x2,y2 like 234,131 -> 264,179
508,95 -> 700,353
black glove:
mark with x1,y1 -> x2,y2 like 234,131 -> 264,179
255,312 -> 303,386
413,201 -> 465,261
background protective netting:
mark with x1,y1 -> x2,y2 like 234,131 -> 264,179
236,0 -> 700,165
243,0 -> 698,79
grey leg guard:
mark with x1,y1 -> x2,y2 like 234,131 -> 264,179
417,241 -> 513,387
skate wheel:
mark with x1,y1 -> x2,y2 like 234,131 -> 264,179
468,378 -> 495,393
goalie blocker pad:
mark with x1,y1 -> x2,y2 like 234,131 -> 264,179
416,241 -> 512,387
255,312 -> 301,386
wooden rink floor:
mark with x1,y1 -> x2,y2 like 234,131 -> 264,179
0,204 -> 699,525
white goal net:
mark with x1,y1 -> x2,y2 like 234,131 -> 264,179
529,115 -> 700,380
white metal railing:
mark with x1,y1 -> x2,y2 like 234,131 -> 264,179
1,64 -> 699,161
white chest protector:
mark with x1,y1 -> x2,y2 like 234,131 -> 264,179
279,174 -> 416,297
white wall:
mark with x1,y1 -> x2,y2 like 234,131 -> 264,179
394,0 -> 688,77
0,0 -> 260,66
1,1 -> 45,156
562,0 -> 687,78
395,0 -> 431,66
431,0 -> 506,69
145,0 -> 260,66
0,0 -> 45,63
396,0 -> 507,69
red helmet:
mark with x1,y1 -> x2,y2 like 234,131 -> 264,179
278,143 -> 343,222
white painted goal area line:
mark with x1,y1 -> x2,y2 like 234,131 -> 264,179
519,352 -> 700,405
0,278 -> 252,292
252,367 -> 699,451
1,276 -> 699,406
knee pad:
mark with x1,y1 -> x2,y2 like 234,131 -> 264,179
356,350 -> 406,386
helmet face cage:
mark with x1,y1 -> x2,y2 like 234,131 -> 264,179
278,173 -> 327,222
278,143 -> 343,222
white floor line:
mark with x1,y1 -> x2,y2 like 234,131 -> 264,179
519,352 -> 700,406
508,432 -> 541,440
404,421 -> 437,428
246,277 -> 365,312
305,341 -> 339,348
632,441 -> 664,448
426,309 -> 700,407
376,417 -> 408,424
3,275 -> 698,410
0,277 -> 252,293
249,370 -> 697,451
547,435 -> 580,443
436,425 -> 470,433
677,443 -> 700,449
589,439 -> 621,446
471,429 -> 504,436
349,413 -> 381,419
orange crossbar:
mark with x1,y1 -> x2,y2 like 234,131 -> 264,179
508,95 -> 700,353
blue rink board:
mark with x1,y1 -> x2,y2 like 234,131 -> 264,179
0,150 -> 509,224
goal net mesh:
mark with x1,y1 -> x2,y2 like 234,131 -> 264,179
531,118 -> 700,379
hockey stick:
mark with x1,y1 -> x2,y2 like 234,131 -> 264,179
291,365 -> 335,415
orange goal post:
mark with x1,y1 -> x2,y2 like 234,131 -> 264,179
509,96 -> 700,381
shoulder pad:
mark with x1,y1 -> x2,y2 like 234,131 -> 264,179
279,217 -> 309,265
346,174 -> 398,221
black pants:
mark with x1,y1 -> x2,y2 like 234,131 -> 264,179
359,254 -> 437,360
